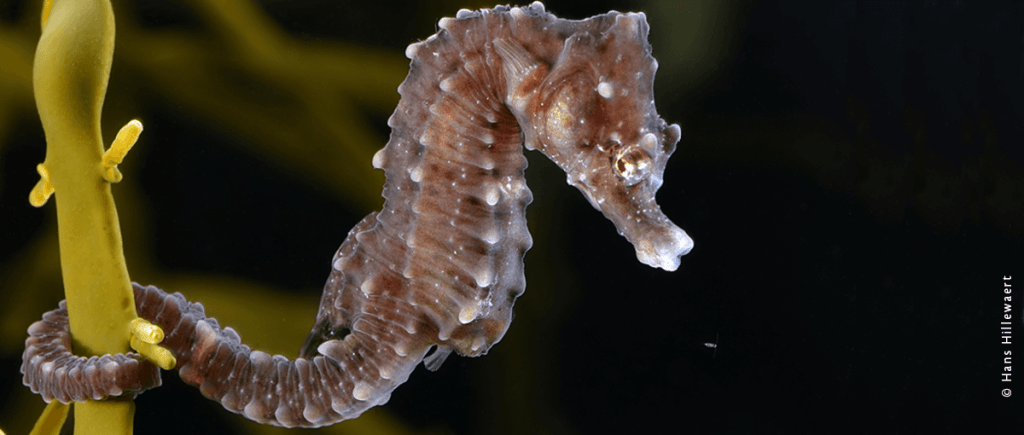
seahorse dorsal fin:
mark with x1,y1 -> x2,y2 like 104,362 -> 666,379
423,345 -> 453,371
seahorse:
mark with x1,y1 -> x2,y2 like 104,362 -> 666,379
21,2 -> 692,428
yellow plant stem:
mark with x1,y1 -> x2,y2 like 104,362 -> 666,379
74,402 -> 135,435
33,0 -> 139,433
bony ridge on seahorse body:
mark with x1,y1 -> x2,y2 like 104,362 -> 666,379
21,2 -> 692,428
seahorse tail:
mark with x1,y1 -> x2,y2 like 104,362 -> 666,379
134,283 -> 427,428
20,299 -> 162,403
21,283 -> 428,427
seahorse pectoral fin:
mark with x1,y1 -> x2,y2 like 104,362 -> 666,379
493,38 -> 547,115
493,38 -> 539,86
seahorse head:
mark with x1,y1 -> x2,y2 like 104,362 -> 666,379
497,11 -> 693,271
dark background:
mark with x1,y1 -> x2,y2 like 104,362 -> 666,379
1,1 -> 1022,434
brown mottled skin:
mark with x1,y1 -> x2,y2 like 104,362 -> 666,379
22,2 -> 691,428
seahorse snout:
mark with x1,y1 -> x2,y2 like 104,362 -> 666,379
634,223 -> 693,272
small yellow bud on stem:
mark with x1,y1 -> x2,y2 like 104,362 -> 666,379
130,336 -> 176,370
129,317 -> 164,343
102,120 -> 143,183
28,164 -> 54,207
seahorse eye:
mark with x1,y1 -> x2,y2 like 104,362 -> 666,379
613,146 -> 651,186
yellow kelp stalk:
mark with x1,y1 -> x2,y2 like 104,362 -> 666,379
30,0 -> 172,434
